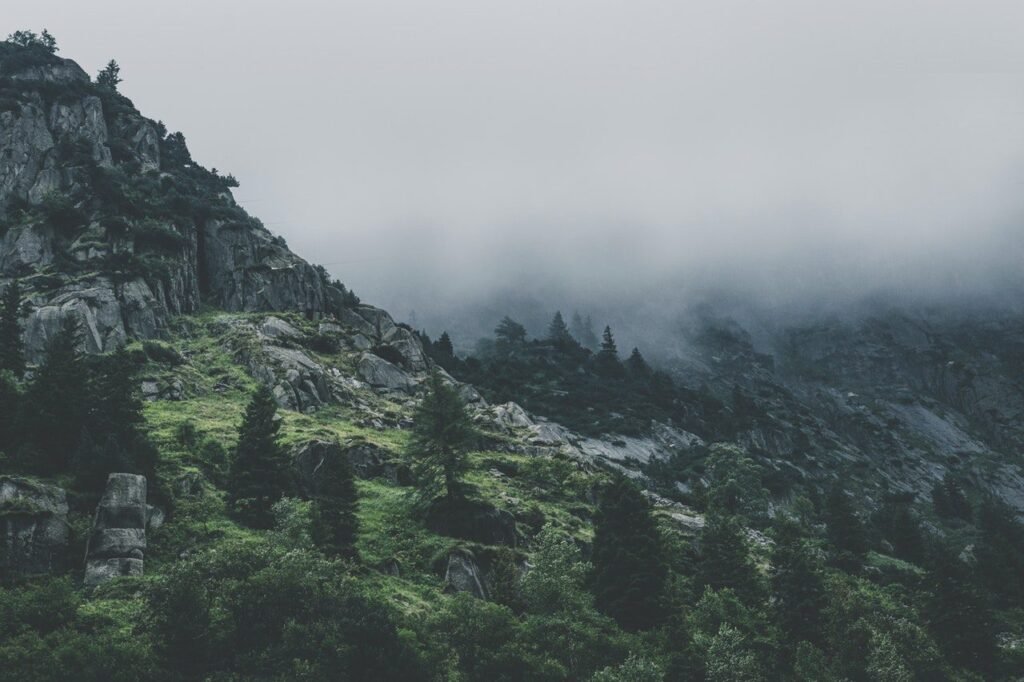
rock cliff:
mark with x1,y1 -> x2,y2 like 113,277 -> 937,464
0,45 -> 337,361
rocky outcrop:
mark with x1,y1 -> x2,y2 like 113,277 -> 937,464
0,477 -> 69,576
356,352 -> 415,392
443,549 -> 488,599
0,53 -> 331,362
200,219 -> 326,317
576,423 -> 705,466
292,439 -> 409,494
22,276 -> 165,362
84,473 -> 147,586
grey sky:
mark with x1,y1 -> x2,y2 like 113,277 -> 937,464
7,1 -> 1024,325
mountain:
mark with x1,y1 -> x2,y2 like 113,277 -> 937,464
0,40 -> 337,362
1,34 -> 1022,680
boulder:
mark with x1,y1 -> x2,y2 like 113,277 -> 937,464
485,402 -> 535,432
259,316 -> 302,340
443,549 -> 488,599
357,353 -> 414,391
425,498 -> 519,547
84,473 -> 147,586
0,477 -> 69,576
293,439 -> 408,495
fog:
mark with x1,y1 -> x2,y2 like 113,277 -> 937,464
9,1 -> 1024,347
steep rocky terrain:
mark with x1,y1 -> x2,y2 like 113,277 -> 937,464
2,36 -> 1023,680
659,305 -> 1024,512
0,42 -> 334,362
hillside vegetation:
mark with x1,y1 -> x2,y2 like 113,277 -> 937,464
1,32 -> 1023,681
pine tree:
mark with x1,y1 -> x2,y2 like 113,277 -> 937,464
875,500 -> 926,564
436,332 -> 454,359
931,473 -> 971,521
926,542 -> 996,673
547,311 -> 573,346
570,312 -> 599,349
824,484 -> 868,568
697,511 -> 761,604
96,59 -> 121,90
74,349 -> 158,491
408,370 -> 476,505
0,372 -> 20,457
592,475 -> 668,631
228,384 -> 293,528
310,447 -> 360,560
494,316 -> 527,346
595,326 -> 624,377
770,520 -> 826,648
22,316 -> 88,473
626,347 -> 650,377
0,279 -> 25,378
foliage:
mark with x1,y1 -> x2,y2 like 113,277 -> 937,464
310,447 -> 360,559
696,511 -> 761,605
591,653 -> 663,682
407,370 -> 477,505
227,384 -> 293,528
521,524 -> 592,615
20,317 -> 88,473
824,483 -> 869,569
0,280 -> 24,378
495,316 -> 528,346
96,59 -> 121,90
591,475 -> 668,630
769,519 -> 826,649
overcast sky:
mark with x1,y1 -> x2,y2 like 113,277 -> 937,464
7,1 -> 1024,326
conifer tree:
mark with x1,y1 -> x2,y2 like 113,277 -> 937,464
74,349 -> 158,490
436,332 -> 454,359
875,500 -> 926,563
570,311 -> 599,349
626,347 -> 650,377
96,59 -> 121,90
931,473 -> 971,521
408,370 -> 476,505
592,475 -> 668,630
547,311 -> 573,346
310,447 -> 360,560
595,326 -> 624,377
770,520 -> 826,648
22,316 -> 87,473
697,511 -> 761,604
926,541 -> 996,673
824,484 -> 868,568
494,316 -> 527,346
228,384 -> 292,528
0,372 -> 20,457
0,279 -> 25,378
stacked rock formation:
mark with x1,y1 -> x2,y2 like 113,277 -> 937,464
84,473 -> 147,586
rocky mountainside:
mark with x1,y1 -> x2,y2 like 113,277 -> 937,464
2,36 -> 1024,680
4,42 -> 1023,520
0,44 -> 337,361
656,305 -> 1024,512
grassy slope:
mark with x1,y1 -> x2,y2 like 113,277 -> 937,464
125,311 -> 610,625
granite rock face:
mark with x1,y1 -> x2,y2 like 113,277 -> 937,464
84,473 -> 147,586
0,477 -> 69,576
0,55 -> 331,361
